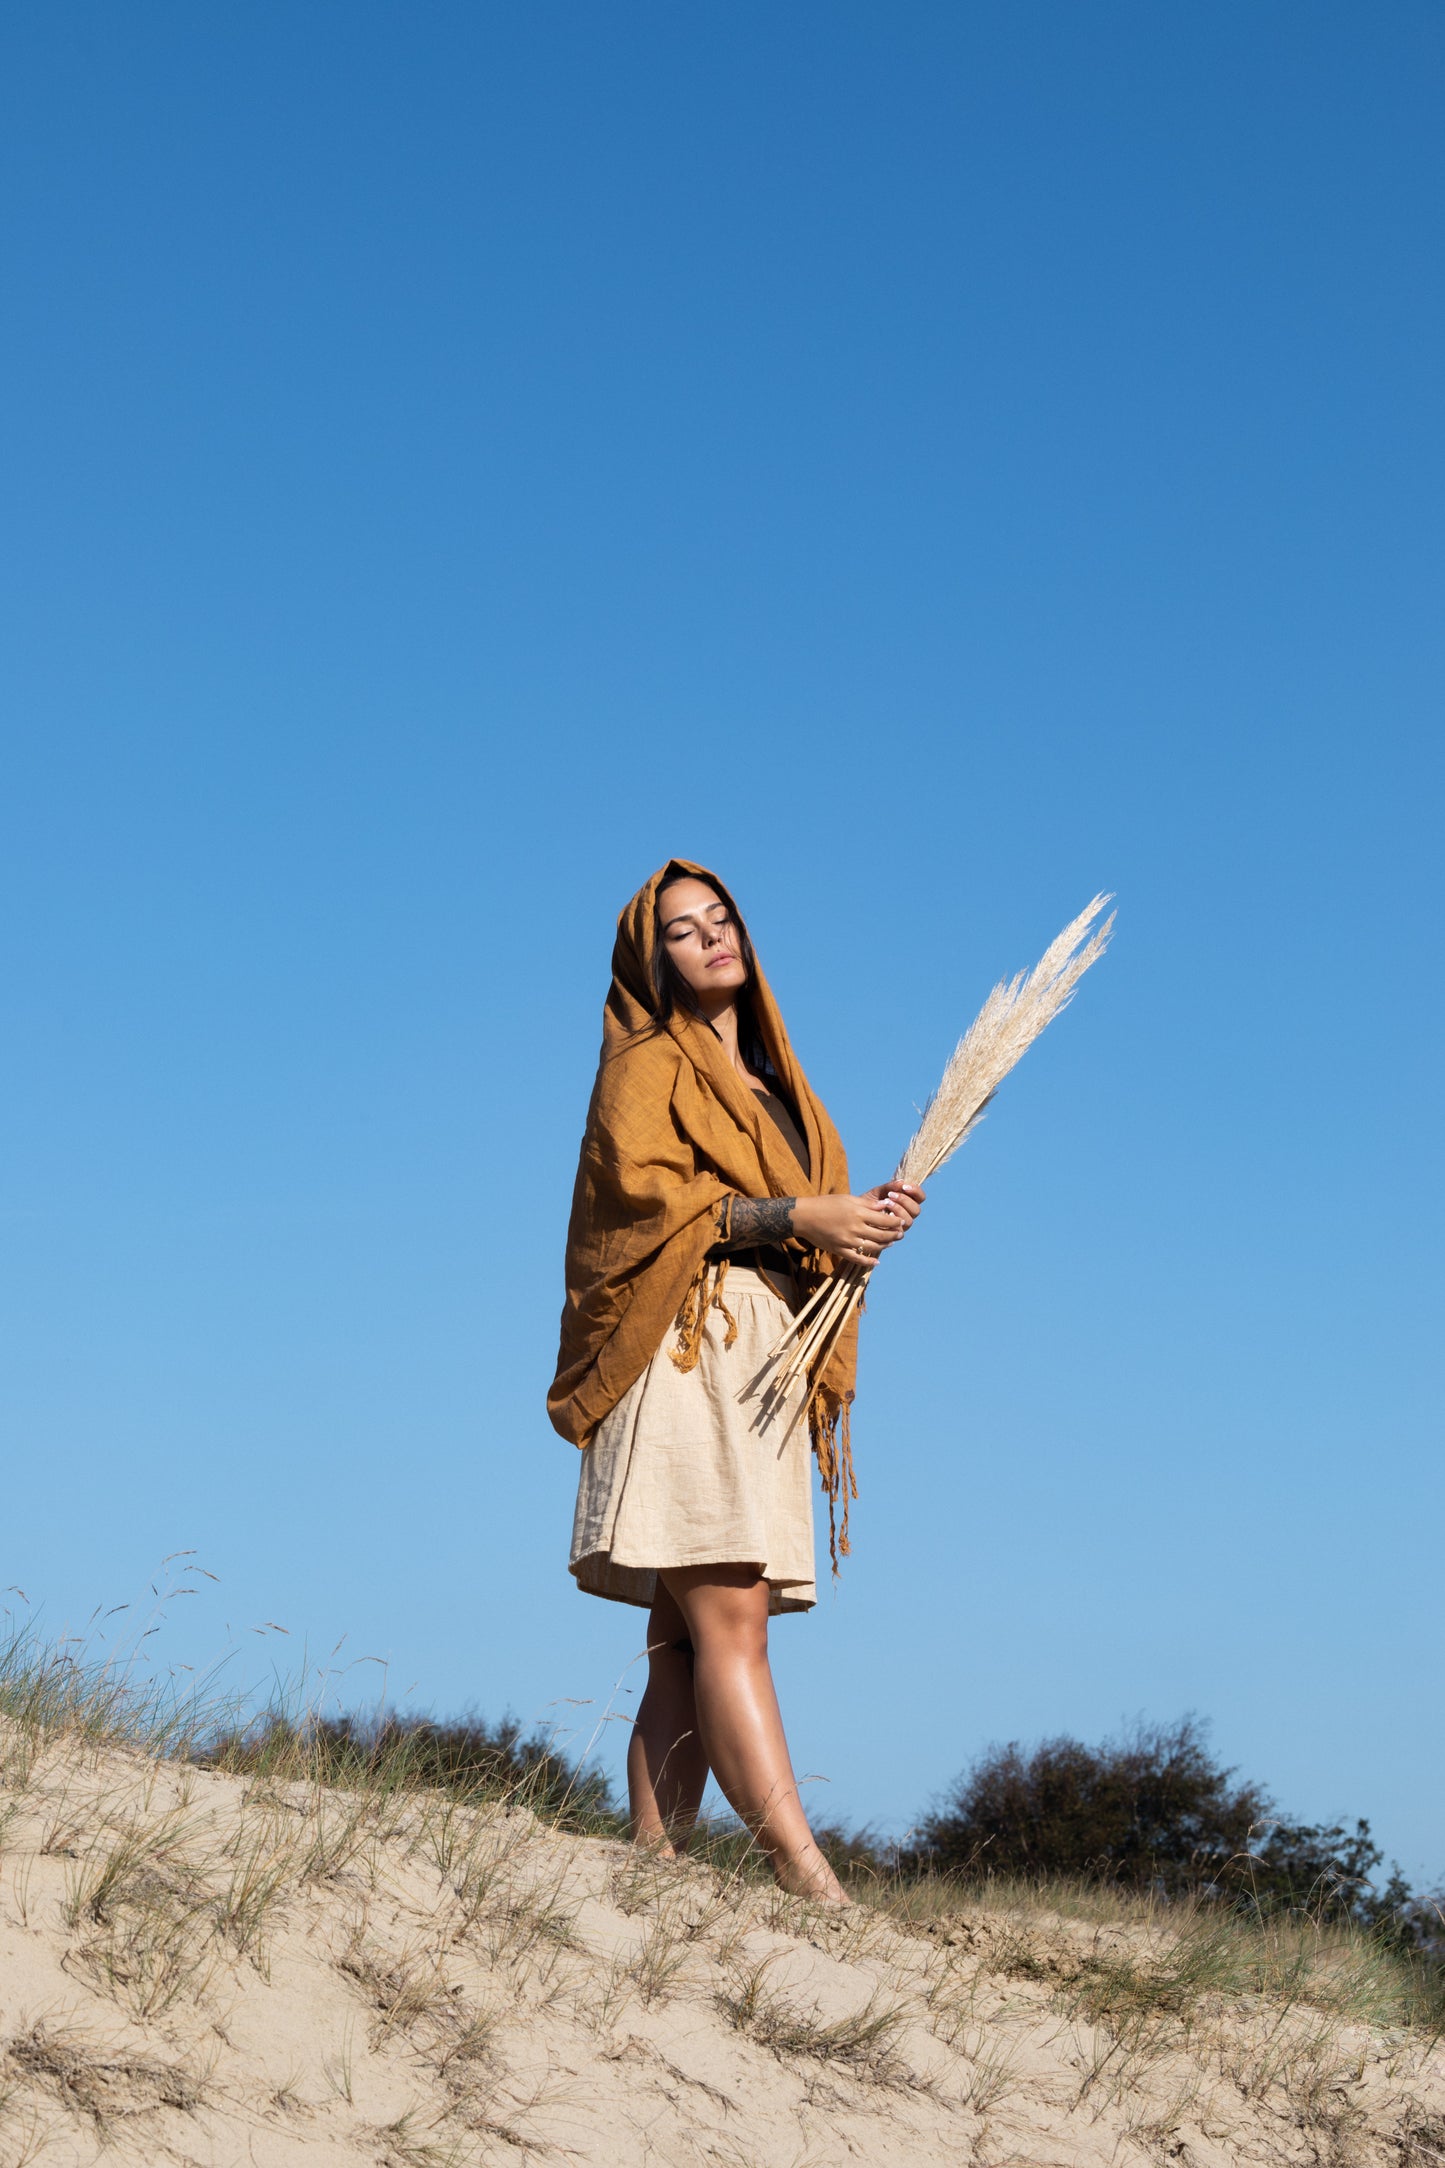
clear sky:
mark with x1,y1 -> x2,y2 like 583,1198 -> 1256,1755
3,4 -> 1441,1885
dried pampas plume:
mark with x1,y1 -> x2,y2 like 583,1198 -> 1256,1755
895,891 -> 1115,1185
764,894 -> 1114,1409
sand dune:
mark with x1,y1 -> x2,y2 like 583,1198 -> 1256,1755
0,1725 -> 1441,2166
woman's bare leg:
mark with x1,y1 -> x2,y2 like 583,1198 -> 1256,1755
660,1564 -> 846,1904
627,1577 -> 710,1855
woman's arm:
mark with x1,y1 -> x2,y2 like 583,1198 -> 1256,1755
719,1196 -> 799,1249
716,1186 -> 925,1269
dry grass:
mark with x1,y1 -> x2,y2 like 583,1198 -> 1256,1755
718,1952 -> 911,2085
3,2017 -> 204,2127
1397,2104 -> 1445,2164
61,1808 -> 222,2019
877,1860 -> 1445,2022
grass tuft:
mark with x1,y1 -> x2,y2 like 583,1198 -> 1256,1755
4,2019 -> 204,2128
718,1954 -> 911,2085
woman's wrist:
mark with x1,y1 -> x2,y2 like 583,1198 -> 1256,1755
789,1197 -> 823,1247
722,1196 -> 798,1250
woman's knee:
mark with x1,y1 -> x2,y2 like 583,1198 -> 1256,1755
708,1613 -> 769,1668
641,1644 -> 693,1698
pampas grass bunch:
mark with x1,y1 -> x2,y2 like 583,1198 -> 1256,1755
765,894 -> 1115,1402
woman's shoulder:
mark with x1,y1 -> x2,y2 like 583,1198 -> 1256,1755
595,1025 -> 684,1106
585,1029 -> 691,1170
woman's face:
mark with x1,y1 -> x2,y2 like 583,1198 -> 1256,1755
657,877 -> 748,1007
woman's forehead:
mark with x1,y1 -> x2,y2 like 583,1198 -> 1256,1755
658,878 -> 723,926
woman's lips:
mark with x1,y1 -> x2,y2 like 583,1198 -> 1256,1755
707,952 -> 738,968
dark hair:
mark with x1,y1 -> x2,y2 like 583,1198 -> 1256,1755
650,863 -> 773,1076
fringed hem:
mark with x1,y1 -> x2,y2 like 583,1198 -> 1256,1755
669,1252 -> 738,1373
808,1385 -> 857,1576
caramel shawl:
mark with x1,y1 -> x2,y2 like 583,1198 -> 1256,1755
548,858 -> 860,1561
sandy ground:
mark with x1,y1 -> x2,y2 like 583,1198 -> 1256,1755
0,1731 -> 1441,2166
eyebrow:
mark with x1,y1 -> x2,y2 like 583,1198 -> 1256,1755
660,902 -> 729,933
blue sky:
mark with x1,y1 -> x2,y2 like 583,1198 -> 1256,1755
3,3 -> 1441,1883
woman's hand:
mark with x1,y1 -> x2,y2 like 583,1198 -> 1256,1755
865,1180 -> 926,1239
792,1182 -> 926,1270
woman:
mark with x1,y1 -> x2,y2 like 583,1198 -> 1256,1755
549,858 -> 924,1903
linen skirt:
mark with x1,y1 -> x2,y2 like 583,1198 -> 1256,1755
569,1263 -> 817,1616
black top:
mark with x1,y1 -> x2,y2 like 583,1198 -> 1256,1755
716,1077 -> 810,1282
753,1083 -> 811,1180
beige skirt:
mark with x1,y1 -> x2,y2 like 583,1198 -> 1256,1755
569,1264 -> 817,1616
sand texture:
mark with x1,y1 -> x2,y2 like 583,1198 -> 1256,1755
0,1728 -> 1441,2166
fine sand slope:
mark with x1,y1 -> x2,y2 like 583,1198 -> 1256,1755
1,1730 -> 1442,2167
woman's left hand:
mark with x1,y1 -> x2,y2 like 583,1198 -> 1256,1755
862,1180 -> 925,1251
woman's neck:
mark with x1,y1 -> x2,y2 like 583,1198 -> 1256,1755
703,997 -> 750,1078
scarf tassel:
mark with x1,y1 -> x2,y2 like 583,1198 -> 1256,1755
808,1384 -> 857,1575
669,1254 -> 739,1374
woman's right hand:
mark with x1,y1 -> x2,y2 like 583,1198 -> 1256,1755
791,1192 -> 909,1270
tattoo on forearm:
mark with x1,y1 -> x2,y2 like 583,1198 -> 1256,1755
724,1196 -> 796,1248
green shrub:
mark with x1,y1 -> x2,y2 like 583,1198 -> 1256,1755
913,1716 -> 1428,1935
203,1711 -> 622,1832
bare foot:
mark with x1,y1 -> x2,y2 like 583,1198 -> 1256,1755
631,1833 -> 678,1861
772,1850 -> 851,1906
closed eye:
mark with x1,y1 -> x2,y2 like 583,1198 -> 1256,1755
666,908 -> 732,941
